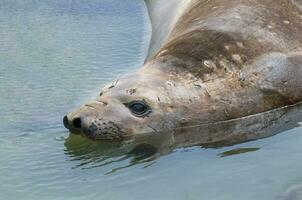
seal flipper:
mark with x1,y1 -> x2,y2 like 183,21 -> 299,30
144,0 -> 192,61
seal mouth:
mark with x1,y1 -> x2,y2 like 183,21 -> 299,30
63,115 -> 124,140
92,134 -> 124,140
76,130 -> 124,141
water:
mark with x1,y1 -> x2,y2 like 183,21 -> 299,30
0,1 -> 302,200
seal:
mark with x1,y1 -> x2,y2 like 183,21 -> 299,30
63,0 -> 302,145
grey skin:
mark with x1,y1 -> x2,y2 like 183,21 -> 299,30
64,0 -> 302,145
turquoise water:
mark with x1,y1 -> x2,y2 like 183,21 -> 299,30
1,1 -> 302,199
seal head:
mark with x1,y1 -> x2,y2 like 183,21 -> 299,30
63,70 -> 201,140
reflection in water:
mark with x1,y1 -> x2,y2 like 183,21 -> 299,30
218,148 -> 260,157
64,101 -> 302,174
64,133 -> 160,174
278,183 -> 302,200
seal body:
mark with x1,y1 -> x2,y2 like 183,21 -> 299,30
63,0 -> 302,145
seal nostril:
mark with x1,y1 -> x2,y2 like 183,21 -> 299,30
72,118 -> 82,129
63,115 -> 70,129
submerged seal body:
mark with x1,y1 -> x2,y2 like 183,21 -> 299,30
63,0 -> 302,145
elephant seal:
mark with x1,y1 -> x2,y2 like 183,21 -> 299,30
63,0 -> 302,146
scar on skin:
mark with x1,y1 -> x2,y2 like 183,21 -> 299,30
204,87 -> 211,97
126,88 -> 137,95
108,79 -> 119,89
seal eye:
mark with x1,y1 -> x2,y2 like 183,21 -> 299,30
126,101 -> 151,117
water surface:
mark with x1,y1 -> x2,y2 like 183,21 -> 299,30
1,1 -> 302,200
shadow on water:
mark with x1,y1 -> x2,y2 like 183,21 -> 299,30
64,102 -> 302,174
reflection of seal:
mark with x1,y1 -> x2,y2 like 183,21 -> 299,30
64,134 -> 159,173
278,183 -> 302,200
63,0 -> 302,145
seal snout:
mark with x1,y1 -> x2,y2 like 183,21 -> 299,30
63,112 -> 123,140
63,115 -> 83,132
63,114 -> 93,138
